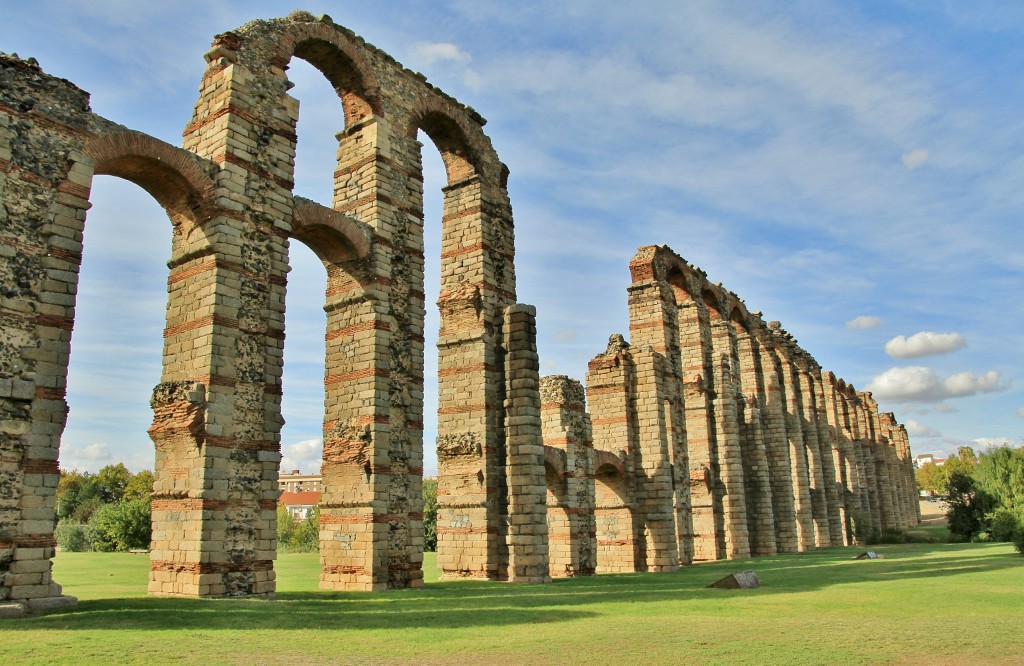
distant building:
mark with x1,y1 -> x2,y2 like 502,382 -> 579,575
914,453 -> 945,468
278,470 -> 322,519
278,469 -> 322,493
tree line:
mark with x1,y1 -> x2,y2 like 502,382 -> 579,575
917,444 -> 1024,553
57,468 -> 439,555
54,464 -> 153,552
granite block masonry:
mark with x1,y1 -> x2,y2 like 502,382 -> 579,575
1,12 -> 917,609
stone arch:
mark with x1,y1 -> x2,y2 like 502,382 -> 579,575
291,201 -> 372,265
410,102 -> 486,187
84,130 -> 217,233
279,19 -> 384,126
592,451 -> 636,573
729,307 -> 748,334
702,289 -> 724,322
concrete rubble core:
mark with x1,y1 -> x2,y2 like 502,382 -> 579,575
0,11 -> 918,611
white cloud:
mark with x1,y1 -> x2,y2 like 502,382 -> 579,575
280,438 -> 323,475
904,419 -> 940,438
901,148 -> 929,170
866,366 -> 1006,403
884,331 -> 966,358
846,315 -> 882,330
972,437 -> 1013,450
1017,407 -> 1024,418
59,442 -> 114,471
413,42 -> 472,66
552,328 -> 577,342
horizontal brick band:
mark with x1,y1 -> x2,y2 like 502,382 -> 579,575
437,363 -> 493,377
151,498 -> 278,512
333,152 -> 423,183
436,526 -> 496,535
586,383 -> 628,396
0,534 -> 57,549
34,386 -> 66,400
322,565 -> 368,575
324,367 -> 389,385
35,313 -> 74,331
164,314 -> 238,338
23,458 -> 60,475
57,179 -> 90,200
46,245 -> 83,266
150,559 -> 274,574
591,416 -> 628,426
325,320 -> 391,340
437,401 -> 498,416
540,402 -> 585,413
441,205 -> 482,224
203,436 -> 279,452
168,258 -> 287,288
182,103 -> 296,144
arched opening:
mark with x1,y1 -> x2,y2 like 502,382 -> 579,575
54,138 -> 219,597
543,449 -> 574,577
593,458 -> 635,573
62,176 -> 168,475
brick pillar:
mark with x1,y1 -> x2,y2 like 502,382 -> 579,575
631,349 -> 681,571
540,375 -> 595,577
0,62 -> 90,612
500,306 -> 549,582
754,327 -> 798,553
708,341 -> 750,559
822,373 -> 852,545
625,246 -> 689,568
771,330 -> 814,551
586,339 -> 640,573
734,330 -> 776,557
852,391 -> 882,535
795,360 -> 831,548
676,296 -> 722,561
162,37 -> 294,597
810,369 -> 844,546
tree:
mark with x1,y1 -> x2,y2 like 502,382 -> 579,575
945,470 -> 996,541
56,469 -> 100,521
423,477 -> 438,552
123,469 -> 155,501
916,462 -> 947,496
94,463 -> 133,503
974,445 -> 1024,509
86,499 -> 152,551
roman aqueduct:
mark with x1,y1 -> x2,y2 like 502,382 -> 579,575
0,12 -> 918,612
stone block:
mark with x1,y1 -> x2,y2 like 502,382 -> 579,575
708,570 -> 760,589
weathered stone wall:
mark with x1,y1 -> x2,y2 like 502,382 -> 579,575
1,11 -> 551,608
2,13 -> 919,612
579,245 -> 918,569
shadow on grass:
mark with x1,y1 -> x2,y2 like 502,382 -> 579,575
19,542 -> 1019,631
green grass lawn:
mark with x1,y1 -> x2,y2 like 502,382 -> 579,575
2,542 -> 1022,665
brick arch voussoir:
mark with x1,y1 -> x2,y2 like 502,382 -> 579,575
543,445 -> 568,481
593,449 -> 626,479
83,130 -> 217,230
291,200 -> 372,265
279,20 -> 384,122
407,96 -> 493,186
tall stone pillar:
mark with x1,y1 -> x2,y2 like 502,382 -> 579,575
822,373 -> 853,545
501,305 -> 549,582
734,328 -> 776,556
772,329 -> 814,551
586,338 -> 640,573
753,326 -> 798,553
540,376 -> 595,577
626,246 -> 690,569
810,369 -> 844,546
794,358 -> 831,548
675,296 -> 722,561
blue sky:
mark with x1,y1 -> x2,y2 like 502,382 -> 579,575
3,1 -> 1022,474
